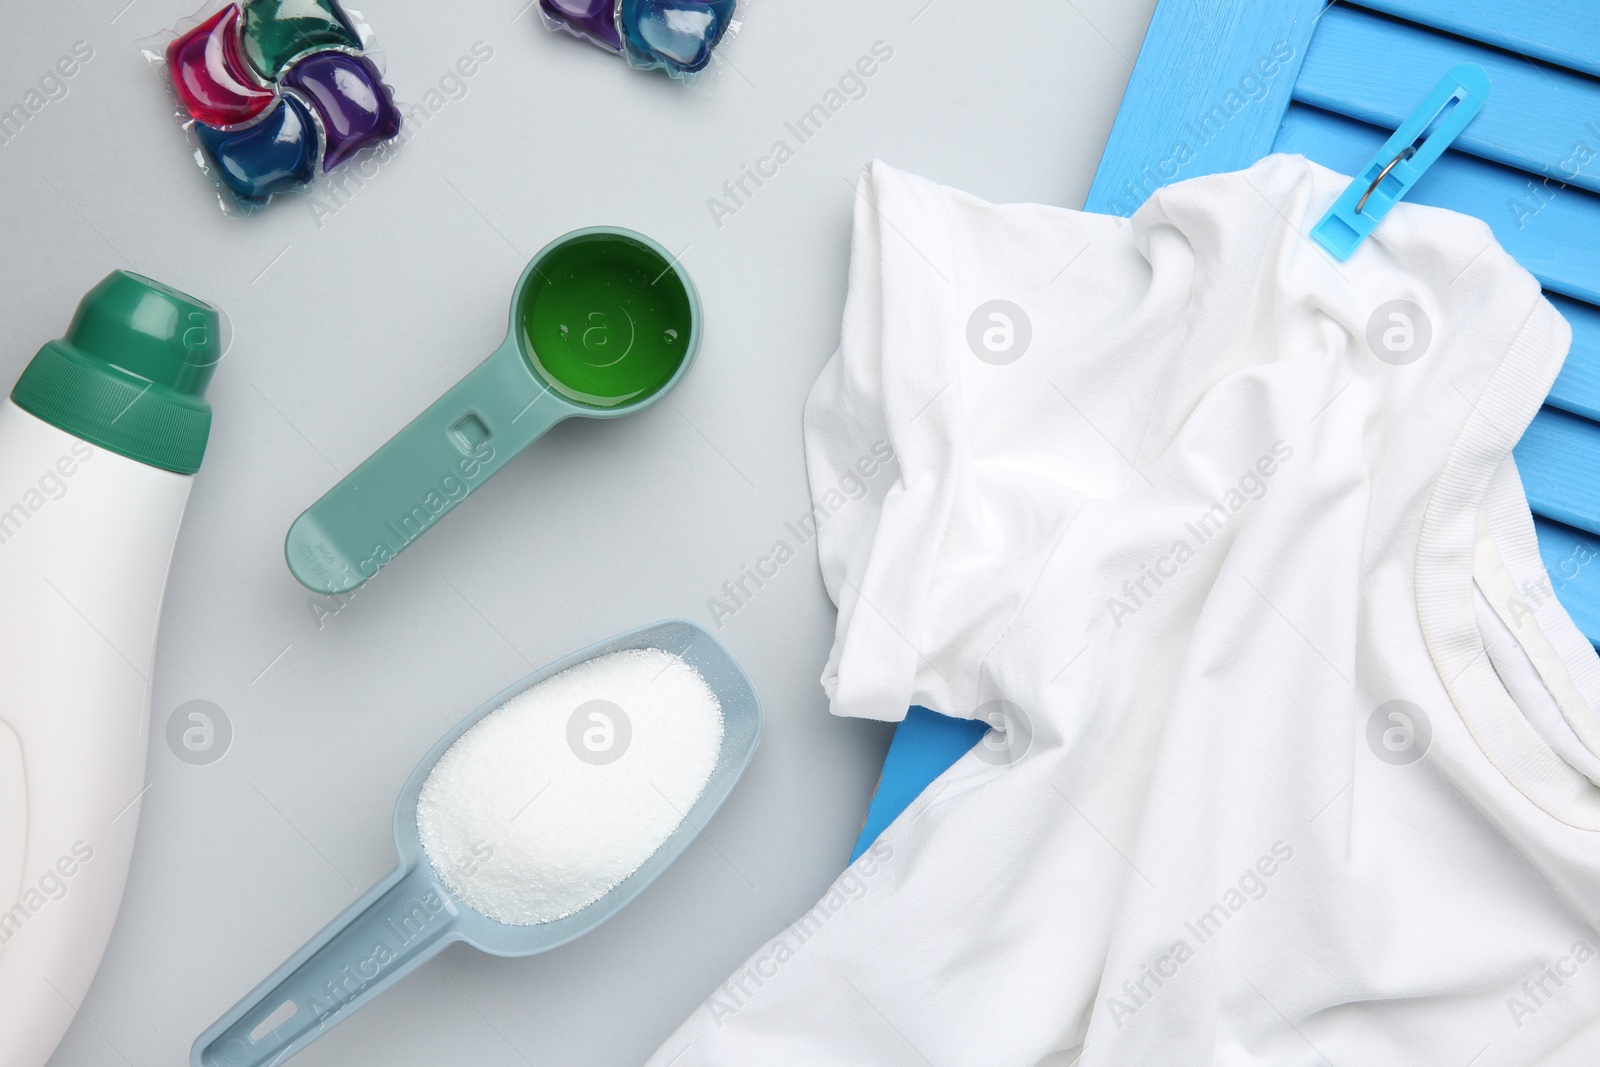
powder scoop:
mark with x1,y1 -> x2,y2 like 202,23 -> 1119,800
190,619 -> 761,1067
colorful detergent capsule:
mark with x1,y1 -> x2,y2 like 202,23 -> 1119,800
166,6 -> 276,127
540,0 -> 624,53
196,94 -> 319,201
620,0 -> 736,73
240,0 -> 361,81
281,51 -> 401,171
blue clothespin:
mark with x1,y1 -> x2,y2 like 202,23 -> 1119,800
1311,63 -> 1490,261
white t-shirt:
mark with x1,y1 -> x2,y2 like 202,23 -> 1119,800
647,155 -> 1600,1066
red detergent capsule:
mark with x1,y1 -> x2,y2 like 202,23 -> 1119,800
167,6 -> 276,128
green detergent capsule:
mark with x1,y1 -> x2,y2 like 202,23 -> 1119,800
284,227 -> 700,594
240,0 -> 362,81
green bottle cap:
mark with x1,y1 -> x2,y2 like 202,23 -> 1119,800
11,270 -> 221,474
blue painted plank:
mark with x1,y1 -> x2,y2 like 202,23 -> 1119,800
1295,5 -> 1600,195
1535,516 -> 1600,646
1547,295 -> 1600,422
1515,406 -> 1600,537
1082,0 -> 1325,216
1274,107 -> 1600,427
1274,104 -> 1600,306
1347,0 -> 1600,80
849,707 -> 989,862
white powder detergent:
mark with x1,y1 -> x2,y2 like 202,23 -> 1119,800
416,648 -> 724,925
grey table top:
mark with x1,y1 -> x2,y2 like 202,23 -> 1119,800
1,0 -> 1153,1062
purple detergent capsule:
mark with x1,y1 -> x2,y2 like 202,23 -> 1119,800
282,51 -> 402,171
540,0 -> 624,53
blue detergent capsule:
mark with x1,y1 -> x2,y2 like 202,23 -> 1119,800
195,94 -> 319,202
620,0 -> 737,74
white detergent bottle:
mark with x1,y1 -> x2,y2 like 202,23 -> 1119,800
0,271 -> 221,1067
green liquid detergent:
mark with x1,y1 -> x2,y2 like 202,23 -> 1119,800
519,232 -> 694,408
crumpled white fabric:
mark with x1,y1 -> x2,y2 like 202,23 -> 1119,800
647,155 -> 1600,1066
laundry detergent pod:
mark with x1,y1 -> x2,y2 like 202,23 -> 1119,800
537,0 -> 747,86
540,0 -> 624,53
148,1 -> 403,212
620,0 -> 737,75
282,51 -> 402,170
165,5 -> 276,127
240,0 -> 361,81
196,94 -> 318,201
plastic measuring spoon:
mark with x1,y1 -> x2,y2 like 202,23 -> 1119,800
191,619 -> 761,1067
285,226 -> 700,594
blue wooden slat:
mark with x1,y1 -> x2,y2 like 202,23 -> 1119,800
1082,0 -> 1326,215
1295,5 -> 1600,195
1534,516 -> 1600,646
1275,106 -> 1600,431
1547,295 -> 1600,422
849,707 -> 989,862
1515,406 -> 1600,537
1348,0 -> 1600,80
1274,104 -> 1600,306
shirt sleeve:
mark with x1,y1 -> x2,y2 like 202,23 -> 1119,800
803,161 -> 1167,722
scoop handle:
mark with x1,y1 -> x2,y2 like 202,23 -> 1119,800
284,338 -> 573,594
191,865 -> 459,1067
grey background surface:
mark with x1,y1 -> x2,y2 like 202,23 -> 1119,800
0,0 -> 1154,1062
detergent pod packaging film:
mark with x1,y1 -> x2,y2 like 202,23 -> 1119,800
146,0 -> 402,213
539,0 -> 749,87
